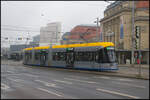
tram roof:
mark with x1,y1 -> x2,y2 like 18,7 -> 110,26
23,47 -> 33,51
23,42 -> 114,51
34,46 -> 50,50
52,42 -> 114,48
23,46 -> 50,51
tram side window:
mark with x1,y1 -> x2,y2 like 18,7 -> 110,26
25,52 -> 28,60
25,52 -> 32,60
103,49 -> 109,63
29,52 -> 32,59
58,52 -> 66,61
52,52 -> 66,61
35,52 -> 40,60
98,49 -> 103,63
75,52 -> 94,61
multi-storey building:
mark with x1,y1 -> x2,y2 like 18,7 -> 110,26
100,1 -> 149,64
40,22 -> 61,46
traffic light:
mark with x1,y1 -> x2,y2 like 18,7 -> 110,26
135,26 -> 140,38
134,26 -> 140,49
134,39 -> 139,49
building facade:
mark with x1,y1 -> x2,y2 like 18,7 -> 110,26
40,22 -> 61,46
67,24 -> 101,44
100,1 -> 149,64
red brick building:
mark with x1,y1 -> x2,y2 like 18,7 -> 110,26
68,25 -> 101,44
136,1 -> 149,8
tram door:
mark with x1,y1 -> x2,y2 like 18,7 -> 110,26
40,50 -> 47,66
66,48 -> 74,68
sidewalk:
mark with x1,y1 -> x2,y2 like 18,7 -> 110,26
77,64 -> 149,80
1,60 -> 149,80
118,64 -> 149,69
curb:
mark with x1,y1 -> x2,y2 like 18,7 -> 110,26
3,61 -> 149,80
27,65 -> 149,80
118,65 -> 149,69
74,70 -> 149,80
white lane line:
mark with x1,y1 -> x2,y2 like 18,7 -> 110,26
94,76 -> 110,79
2,74 -> 22,76
96,88 -> 140,99
35,80 -> 59,88
1,83 -> 10,90
6,71 -> 14,73
64,78 -> 96,84
116,78 -> 133,82
70,76 -> 89,79
23,73 -> 38,77
53,80 -> 73,84
10,76 -> 19,79
112,82 -> 146,89
37,88 -> 62,97
8,78 -> 24,82
93,76 -> 133,82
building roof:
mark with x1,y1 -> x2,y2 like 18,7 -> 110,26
136,1 -> 149,8
76,24 -> 97,27
105,1 -> 123,12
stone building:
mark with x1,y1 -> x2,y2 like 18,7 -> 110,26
100,1 -> 149,64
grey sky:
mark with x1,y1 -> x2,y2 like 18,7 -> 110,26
1,1 -> 112,47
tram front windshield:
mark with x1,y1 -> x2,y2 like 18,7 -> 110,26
106,47 -> 116,63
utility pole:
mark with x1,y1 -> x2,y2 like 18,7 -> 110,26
131,1 -> 135,65
25,32 -> 30,48
56,26 -> 58,44
139,27 -> 141,77
94,17 -> 99,42
135,26 -> 142,77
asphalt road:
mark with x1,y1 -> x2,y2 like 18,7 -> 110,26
1,63 -> 149,99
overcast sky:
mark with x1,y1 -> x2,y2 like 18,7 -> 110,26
1,1 -> 112,47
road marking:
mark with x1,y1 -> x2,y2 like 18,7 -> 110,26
6,71 -> 14,73
94,77 -> 133,82
64,78 -> 96,84
10,76 -> 19,78
96,88 -> 140,99
53,80 -> 72,84
37,88 -> 62,97
2,74 -> 22,76
35,80 -> 58,88
23,73 -> 38,77
8,78 -> 24,82
70,76 -> 89,79
94,76 -> 110,79
1,83 -> 10,90
116,78 -> 133,82
112,82 -> 146,89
